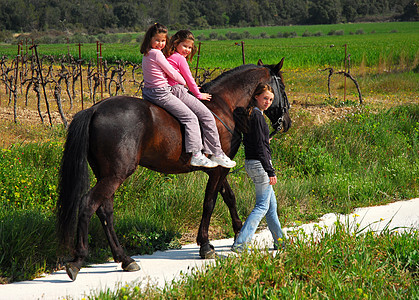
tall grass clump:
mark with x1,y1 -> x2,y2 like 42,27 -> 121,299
272,103 -> 419,222
0,209 -> 58,283
99,224 -> 418,299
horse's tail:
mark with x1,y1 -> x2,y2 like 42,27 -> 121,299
57,108 -> 94,250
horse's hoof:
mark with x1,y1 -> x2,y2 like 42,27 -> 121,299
66,263 -> 80,281
199,243 -> 215,259
122,261 -> 140,272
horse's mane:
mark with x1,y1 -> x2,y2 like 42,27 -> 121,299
201,64 -> 260,92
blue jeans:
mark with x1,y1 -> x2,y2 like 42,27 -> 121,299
232,160 -> 284,251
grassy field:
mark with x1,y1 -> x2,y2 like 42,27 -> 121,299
1,22 -> 418,69
0,22 -> 418,296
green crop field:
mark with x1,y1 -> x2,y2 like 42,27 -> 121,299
1,22 -> 418,70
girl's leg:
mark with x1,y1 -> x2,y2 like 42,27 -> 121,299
232,160 -> 271,251
265,187 -> 285,248
171,85 -> 222,155
172,85 -> 235,168
142,86 -> 202,153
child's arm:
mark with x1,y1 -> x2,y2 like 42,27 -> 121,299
177,55 -> 211,100
155,51 -> 187,86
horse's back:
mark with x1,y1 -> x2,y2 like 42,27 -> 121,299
87,96 -> 190,175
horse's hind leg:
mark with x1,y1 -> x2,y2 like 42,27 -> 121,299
66,177 -> 138,280
219,179 -> 242,239
65,190 -> 95,281
96,202 -> 140,272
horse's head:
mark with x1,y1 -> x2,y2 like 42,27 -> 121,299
259,58 -> 292,135
201,60 -> 291,137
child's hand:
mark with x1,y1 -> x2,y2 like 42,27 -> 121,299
269,176 -> 277,185
200,93 -> 212,101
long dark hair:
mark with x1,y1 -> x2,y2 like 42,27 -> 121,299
247,83 -> 274,116
164,30 -> 197,61
140,23 -> 168,55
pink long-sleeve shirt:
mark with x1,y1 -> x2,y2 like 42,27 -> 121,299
142,49 -> 186,88
167,52 -> 202,99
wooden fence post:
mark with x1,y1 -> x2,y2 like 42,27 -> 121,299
194,42 -> 201,80
78,43 -> 84,110
241,41 -> 245,64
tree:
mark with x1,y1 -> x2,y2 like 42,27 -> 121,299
399,0 -> 419,20
308,0 -> 342,24
114,3 -> 139,28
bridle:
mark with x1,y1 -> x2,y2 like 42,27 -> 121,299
268,73 -> 290,138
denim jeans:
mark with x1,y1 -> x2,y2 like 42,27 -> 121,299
232,159 -> 284,251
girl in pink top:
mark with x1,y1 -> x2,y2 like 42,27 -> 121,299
140,23 -> 217,168
165,30 -> 236,168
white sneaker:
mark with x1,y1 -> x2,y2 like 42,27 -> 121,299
191,153 -> 218,168
210,153 -> 236,168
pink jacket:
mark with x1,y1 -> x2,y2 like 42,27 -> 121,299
142,49 -> 186,88
167,52 -> 202,99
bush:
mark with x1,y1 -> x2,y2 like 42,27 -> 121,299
283,31 -> 297,38
225,31 -> 243,40
259,32 -> 269,39
119,34 -> 133,44
196,33 -> 208,41
302,30 -> 313,37
0,30 -> 12,43
209,31 -> 219,40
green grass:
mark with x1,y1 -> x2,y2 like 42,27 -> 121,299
191,21 -> 419,37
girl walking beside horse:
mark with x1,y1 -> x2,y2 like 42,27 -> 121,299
232,83 -> 285,252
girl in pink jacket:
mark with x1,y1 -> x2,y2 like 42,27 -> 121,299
140,23 -> 218,168
165,30 -> 236,168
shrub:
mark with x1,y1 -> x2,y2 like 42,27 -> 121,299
225,31 -> 243,40
302,30 -> 313,37
209,31 -> 219,40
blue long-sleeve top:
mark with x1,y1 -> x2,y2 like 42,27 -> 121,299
243,107 -> 276,177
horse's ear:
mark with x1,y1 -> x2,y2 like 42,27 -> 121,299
257,59 -> 264,66
273,57 -> 285,74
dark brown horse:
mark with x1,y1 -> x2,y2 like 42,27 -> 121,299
57,59 -> 291,281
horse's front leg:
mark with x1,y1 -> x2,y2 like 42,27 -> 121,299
197,169 -> 228,259
96,202 -> 140,272
219,178 -> 242,239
